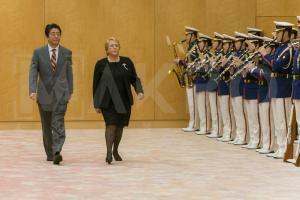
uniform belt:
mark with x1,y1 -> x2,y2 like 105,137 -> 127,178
293,75 -> 300,80
258,80 -> 267,86
244,79 -> 257,84
271,72 -> 290,79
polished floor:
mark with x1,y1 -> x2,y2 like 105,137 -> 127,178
0,128 -> 300,200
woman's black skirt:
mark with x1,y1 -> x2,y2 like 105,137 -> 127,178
101,105 -> 131,127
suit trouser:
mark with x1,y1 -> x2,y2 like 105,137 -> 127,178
271,98 -> 291,151
294,100 -> 300,140
218,95 -> 235,139
244,99 -> 259,145
186,86 -> 199,129
231,96 -> 246,141
38,102 -> 67,157
208,91 -> 222,135
259,102 -> 272,150
196,91 -> 211,134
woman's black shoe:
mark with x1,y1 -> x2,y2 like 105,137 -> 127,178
106,153 -> 113,164
113,151 -> 123,161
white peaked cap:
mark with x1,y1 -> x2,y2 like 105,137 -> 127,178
234,31 -> 249,39
247,27 -> 263,32
184,26 -> 199,33
198,32 -> 212,40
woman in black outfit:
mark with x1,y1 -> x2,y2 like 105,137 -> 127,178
93,37 -> 144,164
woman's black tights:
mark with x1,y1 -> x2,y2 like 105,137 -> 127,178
105,125 -> 123,163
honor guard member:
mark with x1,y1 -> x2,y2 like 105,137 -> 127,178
251,36 -> 278,154
291,16 -> 300,143
259,21 -> 295,159
216,34 -> 236,142
181,26 -> 200,132
194,33 -> 212,135
206,32 -> 223,138
240,33 -> 262,149
228,32 -> 249,145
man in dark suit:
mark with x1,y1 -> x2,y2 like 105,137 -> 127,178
29,23 -> 73,165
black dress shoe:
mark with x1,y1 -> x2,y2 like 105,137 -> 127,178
47,157 -> 53,161
106,152 -> 113,164
53,153 -> 63,165
113,151 -> 123,161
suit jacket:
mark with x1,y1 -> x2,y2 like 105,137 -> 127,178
93,57 -> 143,113
29,45 -> 73,105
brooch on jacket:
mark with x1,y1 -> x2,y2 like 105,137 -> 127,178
122,63 -> 128,70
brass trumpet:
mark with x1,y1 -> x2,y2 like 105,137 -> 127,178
225,39 -> 276,83
202,51 -> 223,78
225,51 -> 260,83
214,50 -> 249,83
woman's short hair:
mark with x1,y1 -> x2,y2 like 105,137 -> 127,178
104,37 -> 120,53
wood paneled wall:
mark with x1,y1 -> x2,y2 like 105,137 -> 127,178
256,0 -> 300,37
0,0 -> 299,128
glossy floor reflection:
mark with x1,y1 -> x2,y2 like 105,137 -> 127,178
0,129 -> 299,200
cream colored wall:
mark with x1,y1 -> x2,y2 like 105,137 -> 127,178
0,0 -> 44,122
0,0 -> 299,128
